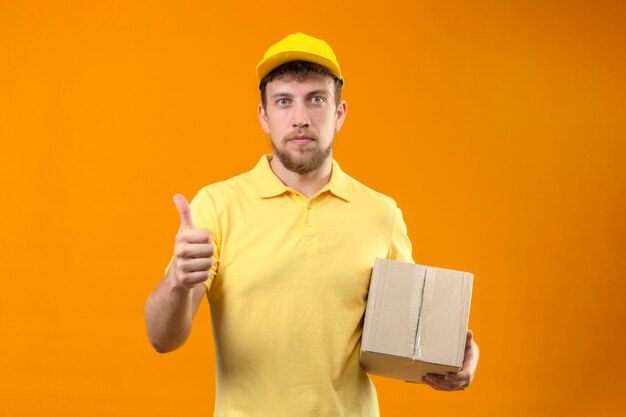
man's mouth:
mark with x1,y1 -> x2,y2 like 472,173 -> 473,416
289,137 -> 314,145
286,134 -> 316,146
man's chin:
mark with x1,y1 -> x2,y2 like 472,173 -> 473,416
273,141 -> 333,175
277,152 -> 327,175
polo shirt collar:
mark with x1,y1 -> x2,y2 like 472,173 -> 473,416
251,155 -> 353,202
326,159 -> 352,202
253,155 -> 289,198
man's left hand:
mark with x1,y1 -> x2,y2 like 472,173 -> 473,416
421,329 -> 479,391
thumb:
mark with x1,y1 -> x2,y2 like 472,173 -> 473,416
465,329 -> 473,350
173,194 -> 194,230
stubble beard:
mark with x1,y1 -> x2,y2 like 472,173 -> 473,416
272,139 -> 334,176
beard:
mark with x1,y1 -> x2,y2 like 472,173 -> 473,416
272,138 -> 333,176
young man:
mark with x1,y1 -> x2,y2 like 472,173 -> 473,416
145,33 -> 478,416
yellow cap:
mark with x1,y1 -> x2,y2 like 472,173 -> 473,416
256,33 -> 343,85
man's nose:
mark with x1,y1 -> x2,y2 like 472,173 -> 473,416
291,102 -> 310,128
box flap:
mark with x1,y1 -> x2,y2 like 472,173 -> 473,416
361,259 -> 426,358
413,267 -> 473,367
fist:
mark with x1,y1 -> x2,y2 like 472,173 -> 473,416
170,194 -> 214,289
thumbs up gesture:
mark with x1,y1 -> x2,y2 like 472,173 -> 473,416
170,194 -> 214,289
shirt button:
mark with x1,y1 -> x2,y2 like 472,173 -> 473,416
307,202 -> 312,209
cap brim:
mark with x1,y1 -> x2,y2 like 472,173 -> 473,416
256,51 -> 343,84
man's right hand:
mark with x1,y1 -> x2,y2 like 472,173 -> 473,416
170,194 -> 214,289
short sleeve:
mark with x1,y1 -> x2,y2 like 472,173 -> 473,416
386,207 -> 414,263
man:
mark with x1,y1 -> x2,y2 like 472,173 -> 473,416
145,33 -> 478,416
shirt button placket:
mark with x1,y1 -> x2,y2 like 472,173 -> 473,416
306,201 -> 314,228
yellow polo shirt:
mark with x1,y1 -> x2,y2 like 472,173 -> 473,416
188,155 -> 413,417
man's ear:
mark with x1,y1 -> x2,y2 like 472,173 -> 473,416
258,104 -> 270,134
335,100 -> 348,133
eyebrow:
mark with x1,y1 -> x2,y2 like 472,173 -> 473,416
305,89 -> 330,97
270,92 -> 294,100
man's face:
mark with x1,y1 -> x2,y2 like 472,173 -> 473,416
258,75 -> 347,175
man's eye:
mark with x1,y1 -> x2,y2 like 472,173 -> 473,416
310,96 -> 325,104
277,98 -> 290,106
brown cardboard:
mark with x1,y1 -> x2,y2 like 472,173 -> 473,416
360,258 -> 473,383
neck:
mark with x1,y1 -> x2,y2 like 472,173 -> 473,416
269,154 -> 333,198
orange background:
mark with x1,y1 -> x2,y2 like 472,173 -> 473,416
1,1 -> 625,416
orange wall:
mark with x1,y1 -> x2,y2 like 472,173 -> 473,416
1,1 -> 625,416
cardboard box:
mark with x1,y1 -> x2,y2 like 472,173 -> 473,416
360,258 -> 473,383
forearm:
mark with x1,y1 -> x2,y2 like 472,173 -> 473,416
144,268 -> 195,353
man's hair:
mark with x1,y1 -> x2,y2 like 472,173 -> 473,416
259,61 -> 343,110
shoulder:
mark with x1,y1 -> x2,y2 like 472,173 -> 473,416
196,171 -> 251,199
193,156 -> 273,208
341,169 -> 399,213
192,170 -> 257,213
187,168 -> 258,230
